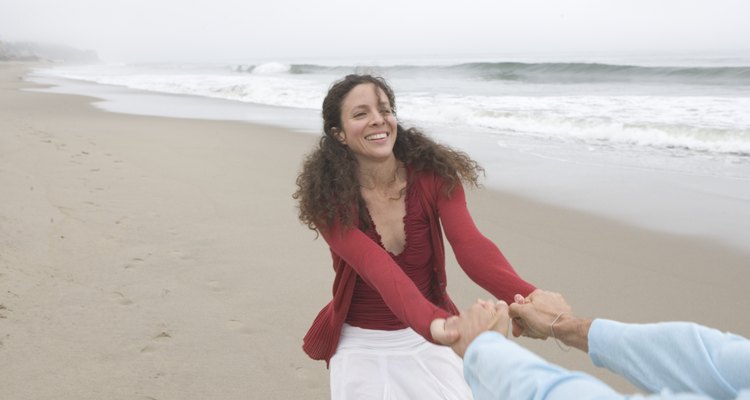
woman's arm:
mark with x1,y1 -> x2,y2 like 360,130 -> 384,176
320,222 -> 451,342
437,180 -> 536,303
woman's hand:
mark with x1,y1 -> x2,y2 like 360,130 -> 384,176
509,289 -> 572,340
433,300 -> 508,357
430,316 -> 459,345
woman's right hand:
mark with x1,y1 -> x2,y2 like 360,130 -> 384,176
434,301 -> 507,357
430,316 -> 459,345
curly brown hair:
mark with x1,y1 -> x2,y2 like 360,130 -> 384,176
293,74 -> 484,232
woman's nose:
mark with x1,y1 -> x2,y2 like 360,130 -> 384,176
370,111 -> 385,125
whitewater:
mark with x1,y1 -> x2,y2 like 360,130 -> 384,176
29,54 -> 750,251
34,59 -> 750,158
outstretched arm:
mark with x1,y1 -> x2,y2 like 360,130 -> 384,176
510,290 -> 750,398
321,222 -> 452,343
442,300 -> 627,399
445,299 -> 743,400
437,181 -> 536,302
589,320 -> 750,399
465,332 -> 632,400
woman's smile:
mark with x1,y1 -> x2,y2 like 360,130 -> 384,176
338,83 -> 398,163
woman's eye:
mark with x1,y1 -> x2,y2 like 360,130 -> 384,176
354,112 -> 366,118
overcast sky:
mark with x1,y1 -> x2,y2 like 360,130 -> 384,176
1,0 -> 749,63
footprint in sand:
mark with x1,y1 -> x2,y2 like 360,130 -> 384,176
111,291 -> 134,306
123,257 -> 145,270
290,362 -> 319,389
141,331 -> 172,354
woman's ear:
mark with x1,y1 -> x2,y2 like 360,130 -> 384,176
332,128 -> 346,144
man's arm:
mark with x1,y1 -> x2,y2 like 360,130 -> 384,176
465,331 -> 626,400
457,300 -> 748,400
589,319 -> 750,399
509,290 -> 750,399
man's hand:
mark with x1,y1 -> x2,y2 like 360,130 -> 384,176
509,290 -> 572,340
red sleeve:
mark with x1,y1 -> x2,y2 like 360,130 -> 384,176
437,179 -> 537,303
320,222 -> 451,343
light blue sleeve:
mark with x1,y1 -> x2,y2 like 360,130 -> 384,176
464,331 -> 625,400
588,319 -> 750,400
463,331 -> 750,400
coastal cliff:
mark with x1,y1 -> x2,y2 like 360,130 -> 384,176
0,40 -> 99,63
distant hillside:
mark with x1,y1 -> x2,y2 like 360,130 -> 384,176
0,40 -> 99,63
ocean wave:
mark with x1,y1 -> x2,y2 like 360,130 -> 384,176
232,62 -> 292,74
34,63 -> 750,157
456,62 -> 750,85
234,61 -> 750,86
400,94 -> 750,156
231,62 -> 371,75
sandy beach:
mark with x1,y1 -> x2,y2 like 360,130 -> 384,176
2,62 -> 749,399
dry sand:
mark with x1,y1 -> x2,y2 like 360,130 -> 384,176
1,62 -> 748,399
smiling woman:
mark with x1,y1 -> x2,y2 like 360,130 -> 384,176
333,83 -> 398,165
292,74 -> 548,399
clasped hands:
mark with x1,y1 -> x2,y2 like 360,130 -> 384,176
430,289 -> 572,357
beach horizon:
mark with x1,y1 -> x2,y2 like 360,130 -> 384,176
2,61 -> 749,399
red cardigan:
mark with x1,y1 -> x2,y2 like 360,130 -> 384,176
302,168 -> 536,365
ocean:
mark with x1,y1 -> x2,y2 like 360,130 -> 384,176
28,53 -> 750,251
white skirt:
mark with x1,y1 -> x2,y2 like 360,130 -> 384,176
330,324 -> 473,400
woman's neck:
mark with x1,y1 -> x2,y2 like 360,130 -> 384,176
357,156 -> 404,191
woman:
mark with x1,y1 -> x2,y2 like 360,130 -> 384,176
293,74 -> 539,399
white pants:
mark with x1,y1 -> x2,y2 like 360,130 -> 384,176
330,324 -> 473,400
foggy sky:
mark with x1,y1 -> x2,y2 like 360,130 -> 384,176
1,0 -> 749,63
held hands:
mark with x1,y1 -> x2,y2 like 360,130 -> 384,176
431,289 -> 575,357
431,300 -> 509,357
509,289 -> 572,339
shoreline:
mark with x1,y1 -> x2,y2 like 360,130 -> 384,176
2,62 -> 749,398
28,64 -> 750,254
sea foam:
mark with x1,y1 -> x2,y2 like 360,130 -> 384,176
36,59 -> 750,158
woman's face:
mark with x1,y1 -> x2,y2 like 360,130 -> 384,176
337,83 -> 398,164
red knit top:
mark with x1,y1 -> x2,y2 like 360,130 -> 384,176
302,167 -> 536,365
346,175 -> 442,330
